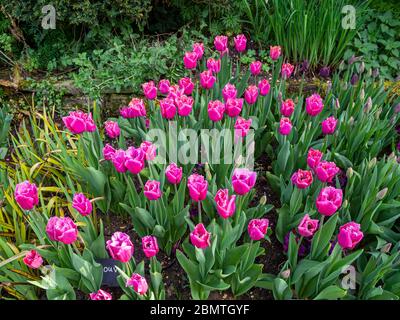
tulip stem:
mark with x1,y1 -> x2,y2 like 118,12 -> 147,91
137,174 -> 145,191
198,201 -> 202,223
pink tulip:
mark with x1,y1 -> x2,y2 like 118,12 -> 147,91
165,163 -> 183,184
190,223 -> 211,249
167,85 -> 184,101
72,193 -> 92,216
23,250 -> 43,269
63,111 -> 96,134
234,117 -> 252,137
279,117 -> 292,135
187,174 -> 208,202
120,98 -> 146,118
270,46 -> 281,61
316,187 -> 343,216
234,34 -> 247,52
103,144 -> 116,161
158,79 -> 170,94
214,35 -> 228,53
291,169 -> 313,189
244,85 -> 259,105
112,149 -> 127,173
178,77 -> 194,95
14,181 -> 39,211
142,81 -> 157,100
215,189 -> 236,219
106,232 -> 134,263
305,93 -> 324,116
140,141 -> 157,161
258,79 -> 270,96
207,58 -> 221,74
142,235 -> 159,258
183,51 -> 198,69
338,222 -> 363,250
322,116 -> 337,135
222,83 -> 237,102
46,216 -> 78,245
307,148 -> 323,169
297,214 -> 319,237
126,273 -> 148,295
199,70 -> 216,90
89,289 -> 112,300
315,161 -> 339,183
281,63 -> 294,79
280,99 -> 295,117
232,168 -> 257,195
104,120 -> 120,139
176,95 -> 194,117
160,98 -> 177,119
144,180 -> 162,201
125,146 -> 145,174
250,61 -> 262,76
225,98 -> 244,117
208,100 -> 225,122
192,42 -> 204,60
248,218 -> 269,241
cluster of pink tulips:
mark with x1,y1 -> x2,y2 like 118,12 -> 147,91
10,32 -> 390,301
290,149 -> 364,250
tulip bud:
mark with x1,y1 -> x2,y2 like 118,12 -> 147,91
349,116 -> 354,126
381,243 -> 392,253
281,269 -> 291,279
350,74 -> 359,86
367,68 -> 372,77
277,92 -> 283,103
372,68 -> 380,78
360,89 -> 365,101
364,97 -> 372,113
348,55 -> 357,65
259,195 -> 267,205
338,60 -> 345,71
319,66 -> 330,78
335,98 -> 340,109
342,199 -> 348,208
326,82 -> 332,93
205,162 -> 212,181
375,107 -> 382,119
346,167 -> 353,179
359,62 -> 365,74
342,82 -> 348,90
368,157 -> 377,169
376,188 -> 388,200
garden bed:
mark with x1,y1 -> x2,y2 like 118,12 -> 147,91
1,31 -> 400,302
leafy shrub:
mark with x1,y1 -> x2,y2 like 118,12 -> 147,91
71,36 -> 185,98
345,10 -> 400,80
